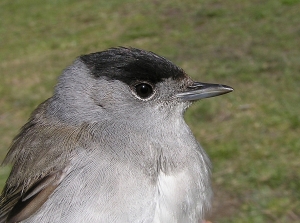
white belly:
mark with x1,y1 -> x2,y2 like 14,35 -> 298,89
153,170 -> 206,223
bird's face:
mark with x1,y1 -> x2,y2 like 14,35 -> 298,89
50,47 -> 232,127
88,74 -> 192,121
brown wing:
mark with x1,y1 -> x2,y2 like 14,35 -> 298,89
0,100 -> 95,222
0,170 -> 66,223
0,100 -> 74,223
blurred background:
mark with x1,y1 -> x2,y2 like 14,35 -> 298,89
0,0 -> 299,222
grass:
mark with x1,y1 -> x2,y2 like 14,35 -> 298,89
1,0 -> 300,222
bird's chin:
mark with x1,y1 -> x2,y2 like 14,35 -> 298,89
181,101 -> 193,113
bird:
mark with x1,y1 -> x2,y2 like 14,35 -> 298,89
0,47 -> 233,223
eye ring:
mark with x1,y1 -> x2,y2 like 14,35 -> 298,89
132,82 -> 155,100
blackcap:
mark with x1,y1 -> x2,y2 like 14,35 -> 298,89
0,47 -> 233,223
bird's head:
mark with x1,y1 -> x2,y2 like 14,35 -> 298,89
48,47 -> 233,127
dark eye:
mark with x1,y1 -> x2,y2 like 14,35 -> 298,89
135,83 -> 154,99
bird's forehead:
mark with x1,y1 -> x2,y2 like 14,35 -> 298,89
79,47 -> 187,85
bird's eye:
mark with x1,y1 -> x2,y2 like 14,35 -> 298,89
135,83 -> 154,99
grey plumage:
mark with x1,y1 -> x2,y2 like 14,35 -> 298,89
0,47 -> 233,223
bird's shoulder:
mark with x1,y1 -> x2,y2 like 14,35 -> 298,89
0,99 -> 82,223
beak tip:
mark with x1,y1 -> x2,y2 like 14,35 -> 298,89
223,85 -> 234,93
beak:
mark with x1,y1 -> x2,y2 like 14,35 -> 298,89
176,82 -> 233,101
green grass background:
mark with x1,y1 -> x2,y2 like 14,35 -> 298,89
1,0 -> 299,222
